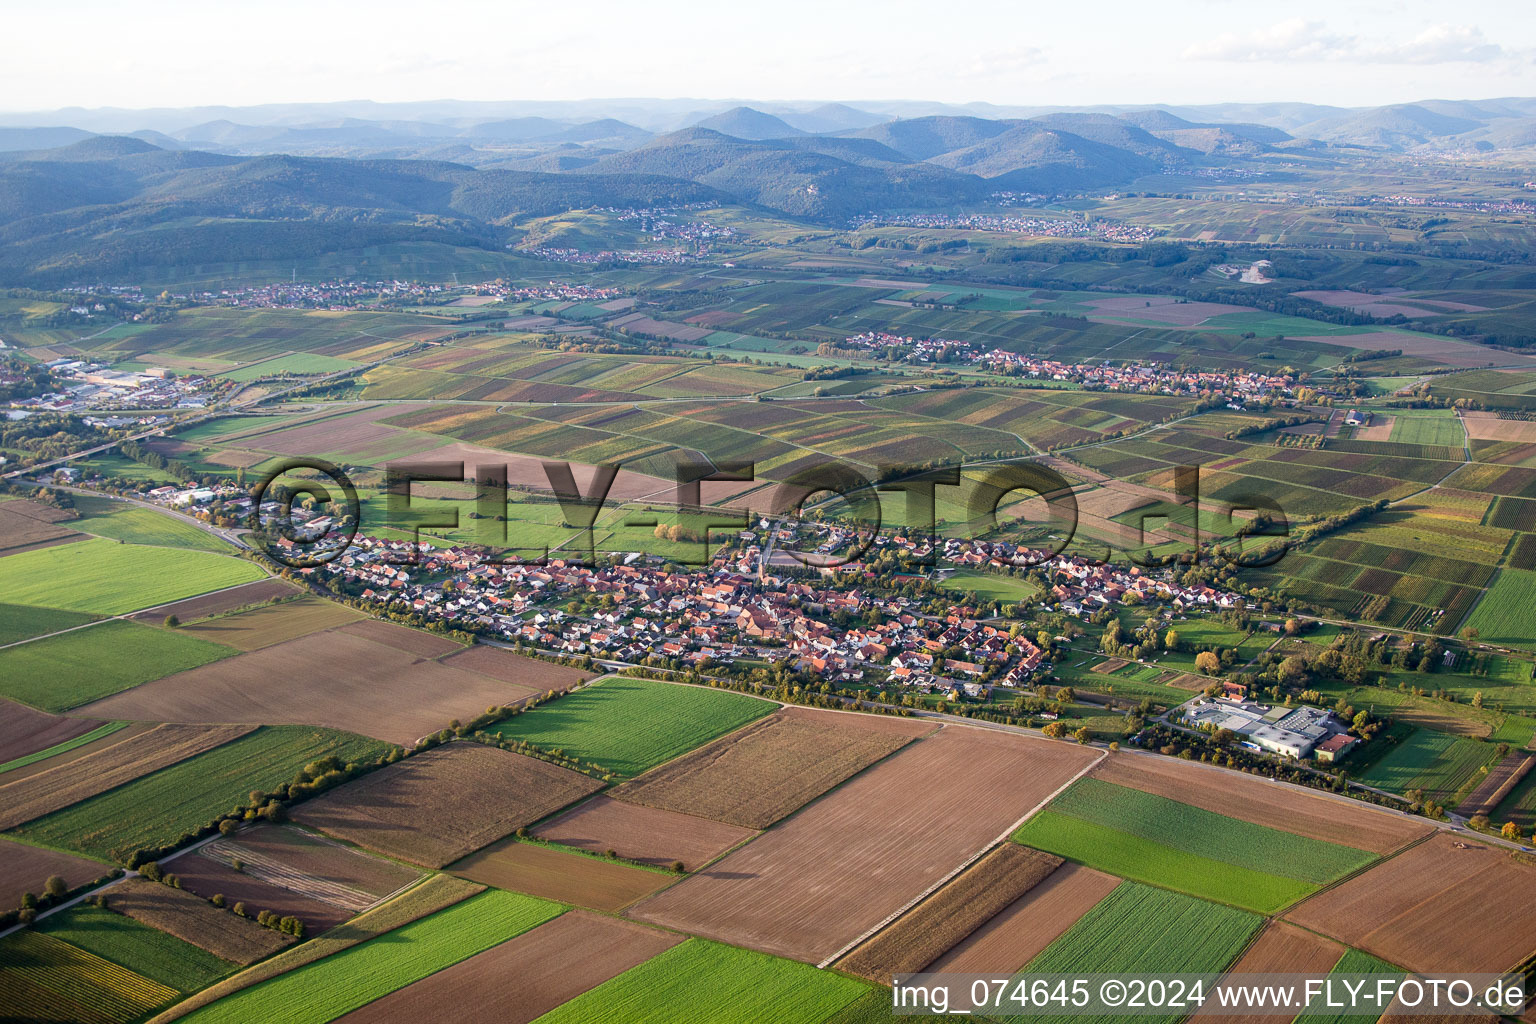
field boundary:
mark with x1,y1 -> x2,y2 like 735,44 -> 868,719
814,735 -> 1106,968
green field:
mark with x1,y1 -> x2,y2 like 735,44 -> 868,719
0,619 -> 236,712
218,353 -> 362,381
178,889 -> 561,1024
1464,568 -> 1536,651
1045,779 -> 1374,883
1001,882 -> 1261,1024
487,677 -> 775,777
0,928 -> 178,1024
938,569 -> 1043,605
0,721 -> 128,774
0,537 -> 266,615
0,602 -> 101,646
1352,728 -> 1499,804
68,496 -> 235,554
531,938 -> 869,1024
37,903 -> 235,992
1013,797 -> 1329,914
1387,410 -> 1465,448
1292,949 -> 1404,1024
10,726 -> 391,862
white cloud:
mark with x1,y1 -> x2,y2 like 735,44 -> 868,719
1364,24 -> 1504,64
1182,19 -> 1507,65
1181,19 -> 1355,62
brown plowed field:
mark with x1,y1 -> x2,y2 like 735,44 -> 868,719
628,725 -> 1099,963
179,597 -> 364,650
1466,413 -> 1536,442
0,723 -> 256,830
0,699 -> 104,763
837,844 -> 1063,981
334,911 -> 682,1024
130,578 -> 298,623
199,825 -> 421,910
0,836 -> 109,910
0,502 -> 82,553
436,644 -> 588,694
928,864 -> 1121,974
397,441 -> 671,502
105,877 -> 296,962
534,796 -> 754,870
291,744 -> 603,868
1093,753 -> 1431,854
333,618 -> 464,657
452,839 -> 673,912
1458,754 -> 1535,817
612,706 -> 932,829
166,853 -> 352,932
1190,921 -> 1342,1024
1284,834 -> 1536,973
75,629 -> 557,745
0,723 -> 156,784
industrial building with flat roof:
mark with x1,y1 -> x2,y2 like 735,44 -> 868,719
1183,697 -> 1351,760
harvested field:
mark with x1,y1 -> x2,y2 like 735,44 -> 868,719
332,911 -> 682,1024
197,825 -> 422,912
452,838 -> 673,911
162,853 -> 353,933
292,743 -> 603,867
1164,673 -> 1210,691
612,706 -> 931,829
0,500 -> 82,554
0,699 -> 104,763
1284,833 -> 1536,973
129,579 -> 300,624
1464,411 -> 1536,443
103,878 -> 295,964
1189,922 -> 1343,1024
837,844 -> 1063,981
928,863 -> 1121,974
1083,295 -> 1251,326
1092,753 -> 1430,854
0,724 -> 256,830
0,836 -> 111,910
534,795 -> 755,869
1458,753 -> 1535,817
76,629 -> 565,746
1090,658 -> 1129,675
436,643 -> 587,693
333,618 -> 463,657
178,597 -> 364,650
629,725 -> 1100,963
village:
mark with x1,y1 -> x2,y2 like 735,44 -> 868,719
839,331 -> 1297,398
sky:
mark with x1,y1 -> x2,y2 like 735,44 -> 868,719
1,0 -> 1532,114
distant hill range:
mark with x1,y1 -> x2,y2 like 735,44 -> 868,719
2,95 -> 1534,284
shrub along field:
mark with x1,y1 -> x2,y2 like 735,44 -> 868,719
8,726 -> 390,863
487,677 -> 775,778
1012,779 -> 1373,913
529,938 -> 870,1024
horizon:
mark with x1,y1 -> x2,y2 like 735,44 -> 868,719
2,0 -> 1532,112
